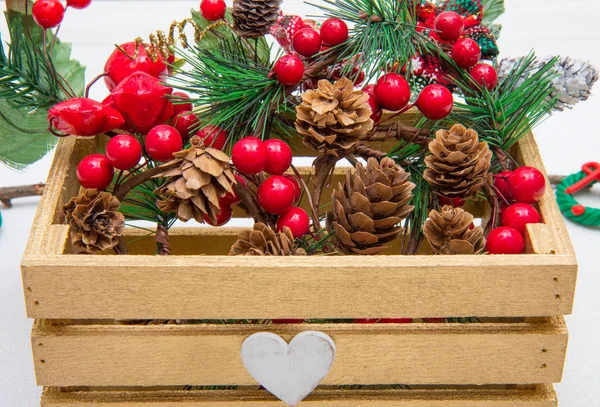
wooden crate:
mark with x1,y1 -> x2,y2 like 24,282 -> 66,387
21,119 -> 577,406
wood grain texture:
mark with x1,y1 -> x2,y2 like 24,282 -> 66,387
32,318 -> 567,387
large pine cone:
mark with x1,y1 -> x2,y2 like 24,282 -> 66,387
328,158 -> 415,255
232,0 -> 282,38
424,124 -> 492,198
155,136 -> 236,223
296,78 -> 373,157
423,205 -> 485,255
63,189 -> 125,253
229,223 -> 307,256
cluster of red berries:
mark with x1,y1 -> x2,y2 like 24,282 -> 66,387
231,138 -> 310,238
32,0 -> 91,30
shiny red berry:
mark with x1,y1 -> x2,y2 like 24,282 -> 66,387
471,63 -> 498,91
451,38 -> 481,68
493,171 -> 514,203
264,139 -> 293,175
145,125 -> 183,162
197,125 -> 228,150
434,11 -> 464,42
293,28 -> 322,58
486,226 -> 525,254
258,175 -> 296,215
416,84 -> 454,120
438,195 -> 465,207
67,0 -> 92,9
172,92 -> 193,115
231,137 -> 268,175
106,134 -> 142,170
273,54 -> 305,86
204,205 -> 232,226
320,18 -> 349,46
220,175 -> 245,206
277,207 -> 310,238
501,203 -> 541,234
77,154 -> 114,190
32,0 -> 65,29
200,0 -> 226,21
283,174 -> 302,203
507,166 -> 546,203
173,113 -> 199,140
104,42 -> 167,91
375,73 -> 411,111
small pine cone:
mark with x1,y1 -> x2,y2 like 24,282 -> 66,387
63,189 -> 125,253
155,135 -> 236,223
296,78 -> 373,157
232,0 -> 282,38
424,124 -> 492,198
229,223 -> 307,256
328,157 -> 415,255
424,205 -> 485,255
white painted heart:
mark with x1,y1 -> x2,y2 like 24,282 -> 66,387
240,331 -> 336,406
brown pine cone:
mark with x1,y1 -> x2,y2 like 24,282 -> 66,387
229,223 -> 307,256
424,124 -> 492,198
63,189 -> 125,253
296,78 -> 373,157
232,0 -> 282,38
423,205 -> 485,255
328,157 -> 415,255
155,135 -> 236,223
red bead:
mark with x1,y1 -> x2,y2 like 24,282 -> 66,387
231,137 -> 268,175
434,11 -> 464,42
197,125 -> 228,150
258,176 -> 296,215
273,54 -> 305,86
416,84 -> 454,120
204,205 -> 233,226
32,0 -> 65,29
438,195 -> 465,207
264,139 -> 293,175
66,0 -> 92,9
493,171 -> 514,203
173,113 -> 199,140
320,18 -> 349,46
277,207 -> 310,238
282,174 -> 302,203
501,203 -> 541,234
145,125 -> 183,162
471,63 -> 498,91
104,42 -> 167,91
106,134 -> 142,170
77,154 -> 114,190
172,92 -> 193,115
451,38 -> 481,68
200,0 -> 226,21
375,73 -> 411,111
486,226 -> 525,254
507,166 -> 546,204
293,28 -> 322,58
571,205 -> 586,217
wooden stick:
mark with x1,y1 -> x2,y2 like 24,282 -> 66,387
0,183 -> 45,208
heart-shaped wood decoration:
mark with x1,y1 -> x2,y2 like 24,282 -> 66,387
241,331 -> 336,406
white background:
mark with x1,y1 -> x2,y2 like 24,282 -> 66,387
0,0 -> 599,405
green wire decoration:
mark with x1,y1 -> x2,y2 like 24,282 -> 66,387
556,163 -> 600,227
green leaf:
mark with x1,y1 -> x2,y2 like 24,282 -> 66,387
481,0 -> 505,24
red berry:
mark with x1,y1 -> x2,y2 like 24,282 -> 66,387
451,38 -> 481,68
375,73 -> 411,111
277,207 -> 310,238
173,113 -> 199,140
204,205 -> 233,226
32,0 -> 65,29
364,86 -> 382,124
292,28 -> 322,58
106,134 -> 142,170
197,125 -> 228,150
486,226 -> 525,254
258,175 -> 296,215
283,174 -> 302,203
231,137 -> 268,175
273,54 -> 305,86
67,0 -> 92,9
104,42 -> 167,91
145,125 -> 183,162
493,171 -> 514,203
172,92 -> 193,115
501,203 -> 541,234
471,63 -> 498,91
416,84 -> 454,120
438,195 -> 465,207
434,11 -> 464,42
320,18 -> 349,46
200,0 -> 226,21
507,166 -> 546,204
77,154 -> 114,190
220,175 -> 245,206
264,139 -> 293,175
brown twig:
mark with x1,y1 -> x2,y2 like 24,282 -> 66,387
113,165 -> 175,201
366,122 -> 432,146
311,155 -> 339,214
0,184 -> 45,207
113,239 -> 129,255
353,143 -> 387,160
482,180 -> 502,236
85,72 -> 108,98
155,224 -> 171,255
234,183 -> 272,227
291,164 -> 321,233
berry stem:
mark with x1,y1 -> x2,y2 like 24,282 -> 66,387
113,164 -> 176,202
85,72 -> 109,98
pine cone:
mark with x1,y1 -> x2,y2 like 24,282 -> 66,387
155,135 -> 236,223
296,78 -> 373,157
229,223 -> 307,256
423,205 -> 485,255
63,189 -> 125,253
424,124 -> 491,198
232,0 -> 282,38
328,158 -> 415,255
